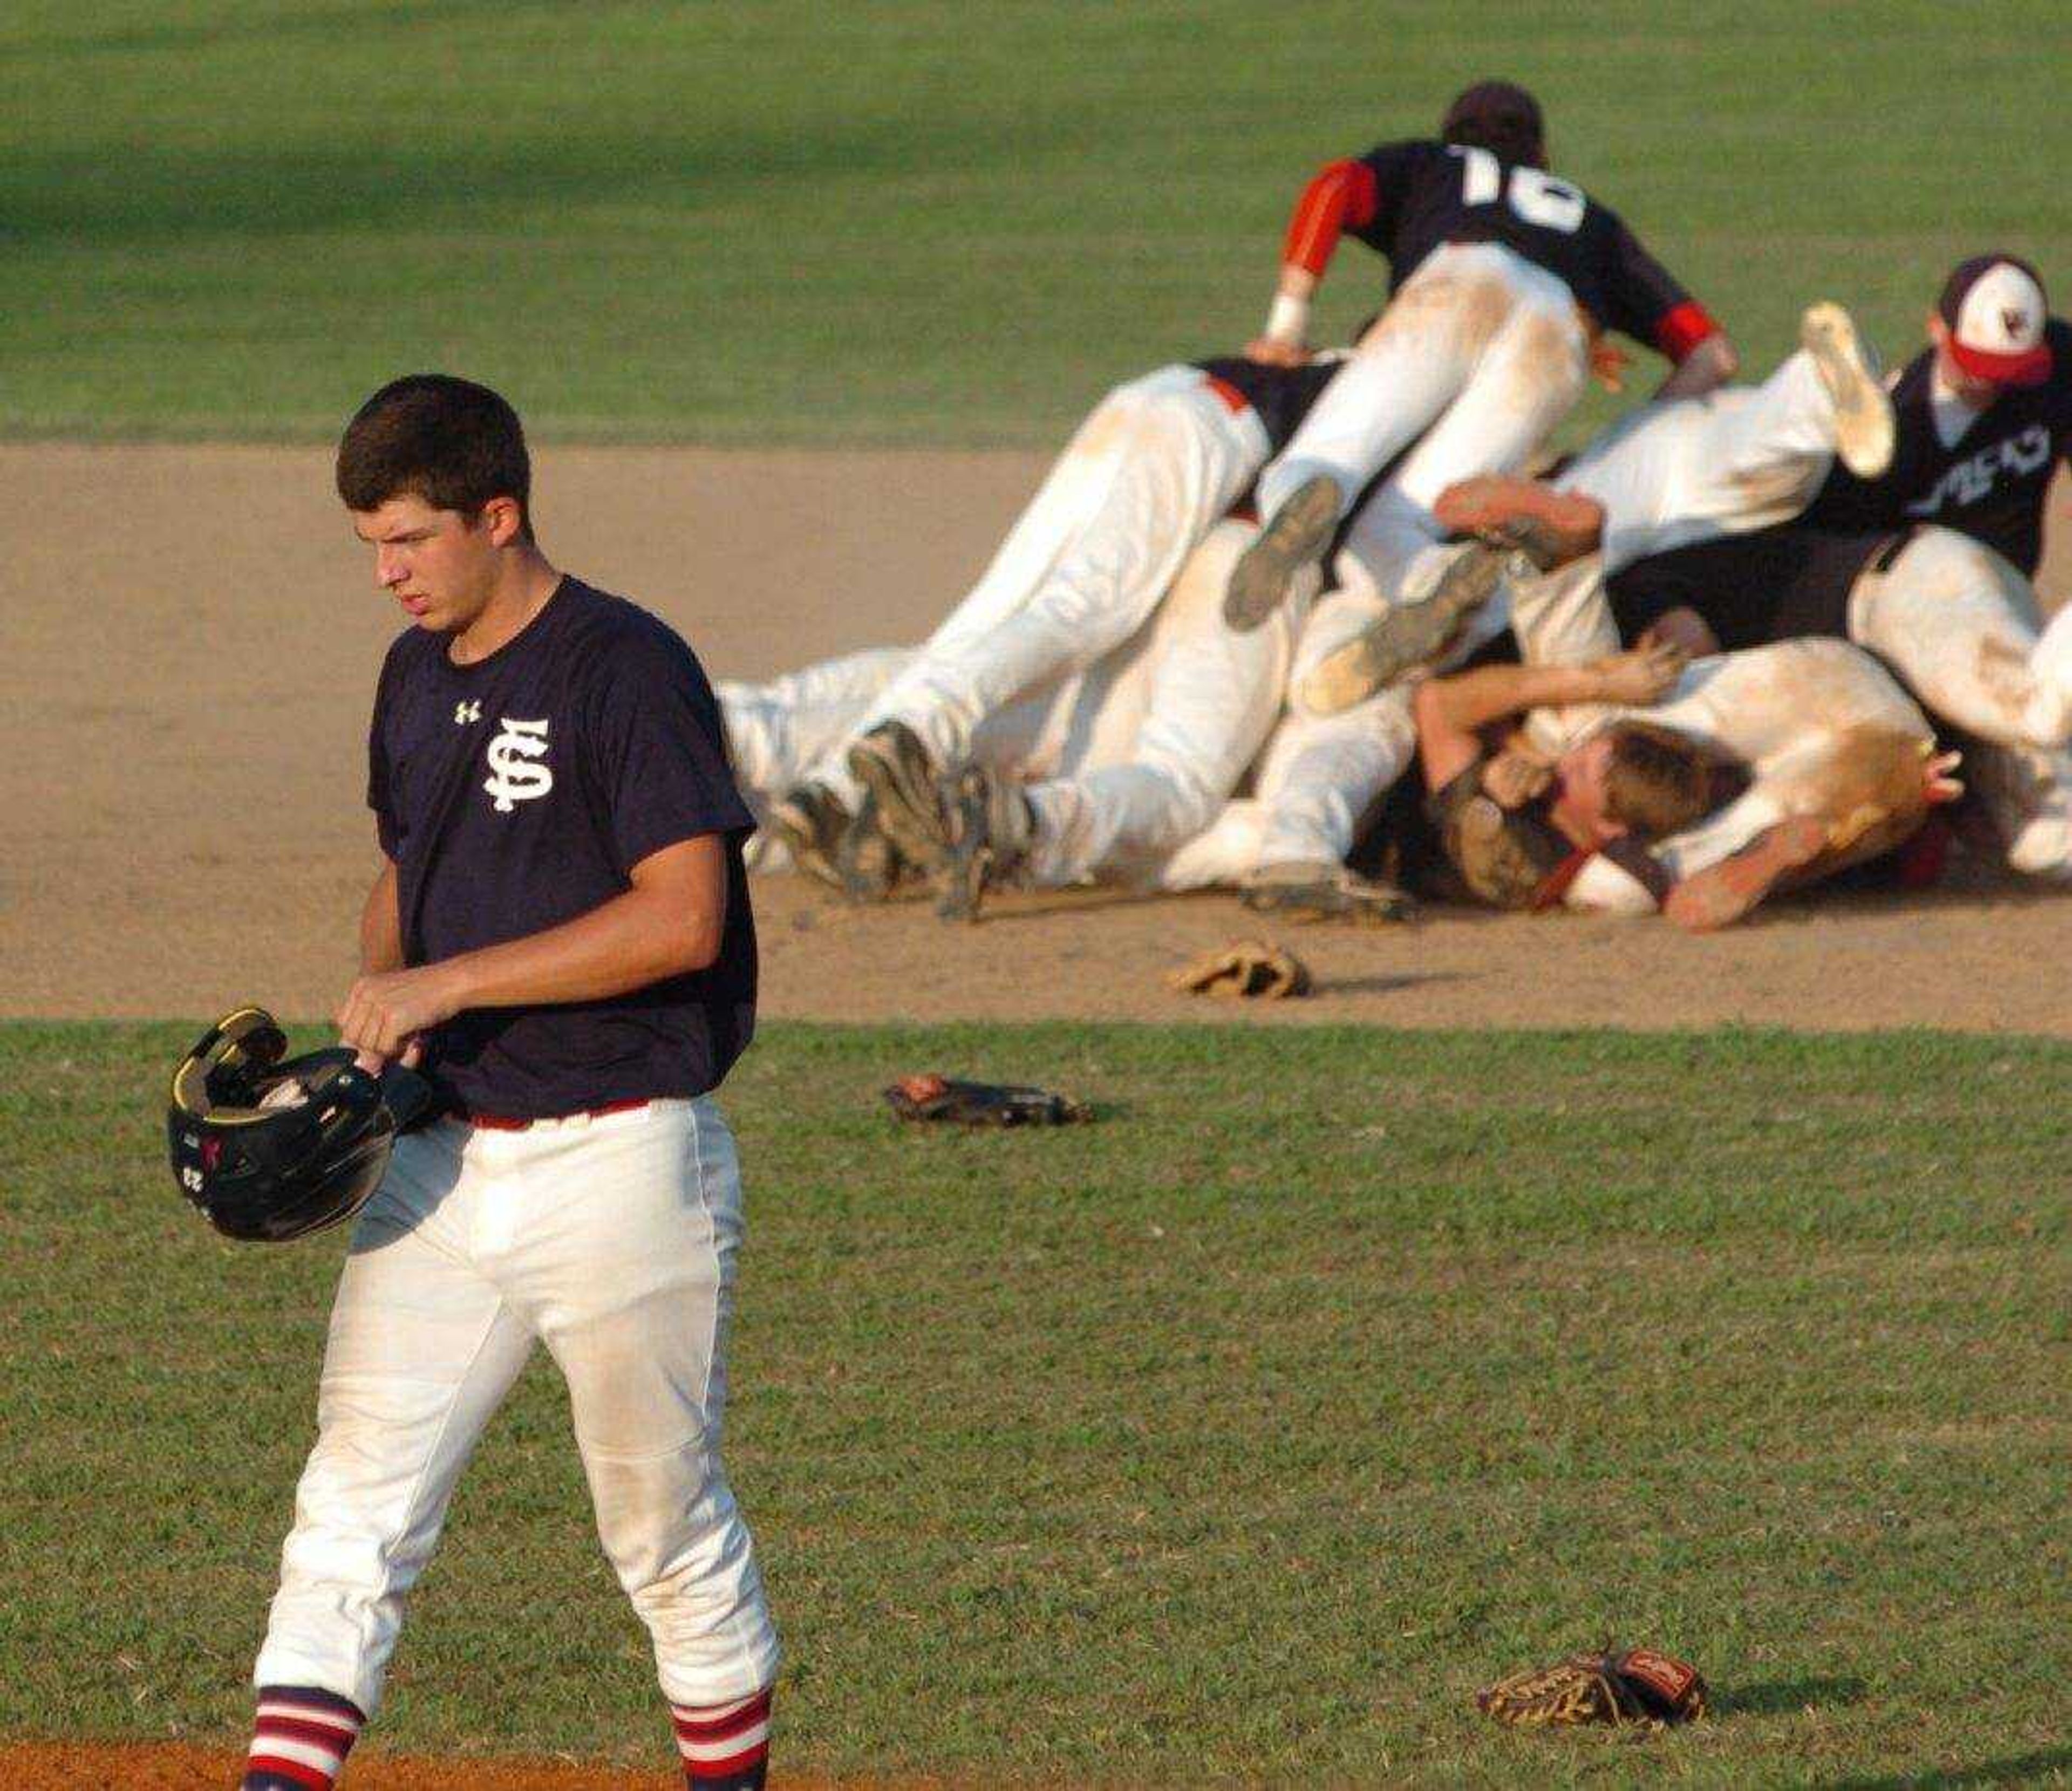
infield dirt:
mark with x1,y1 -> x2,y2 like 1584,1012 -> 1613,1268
9,442 -> 2070,1034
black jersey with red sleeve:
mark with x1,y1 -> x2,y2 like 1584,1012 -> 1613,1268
1281,138 -> 1718,361
1796,319 -> 2072,577
1192,354 -> 1343,454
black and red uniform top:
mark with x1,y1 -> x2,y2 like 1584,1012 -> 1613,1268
1797,318 -> 2072,577
1283,139 -> 1719,360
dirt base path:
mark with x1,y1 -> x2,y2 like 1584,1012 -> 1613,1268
5,443 -> 2069,1034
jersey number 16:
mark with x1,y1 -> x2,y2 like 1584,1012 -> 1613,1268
1449,145 -> 1586,234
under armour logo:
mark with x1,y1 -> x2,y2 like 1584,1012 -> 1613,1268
483,716 -> 553,812
454,700 -> 482,726
2002,307 -> 2029,338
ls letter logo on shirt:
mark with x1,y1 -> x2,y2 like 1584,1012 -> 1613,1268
483,717 -> 554,812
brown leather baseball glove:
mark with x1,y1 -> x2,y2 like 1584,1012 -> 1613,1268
1475,1646 -> 1708,1728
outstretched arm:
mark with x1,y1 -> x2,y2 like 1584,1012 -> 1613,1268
1413,642 -> 1687,792
1247,159 -> 1380,365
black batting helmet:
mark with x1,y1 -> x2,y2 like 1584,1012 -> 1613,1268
167,1006 -> 432,1243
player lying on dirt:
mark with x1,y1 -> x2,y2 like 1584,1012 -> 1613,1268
1403,587 -> 1963,927
765,350 -> 1345,891
726,519 -> 1406,920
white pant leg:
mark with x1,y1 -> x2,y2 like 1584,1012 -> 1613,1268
1560,351 -> 1841,574
509,1099 -> 778,1708
1020,521 -> 1301,883
808,368 -> 1269,805
1250,687 -> 1419,872
1259,241 -> 1578,522
255,1124 -> 537,1717
1849,527 -> 2072,748
719,647 -> 915,814
1338,255 -> 1589,604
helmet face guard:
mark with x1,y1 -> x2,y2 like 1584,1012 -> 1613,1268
168,1007 -> 432,1242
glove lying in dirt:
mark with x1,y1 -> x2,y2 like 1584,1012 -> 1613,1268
883,1074 -> 1092,1126
1164,939 -> 1311,1000
1475,1646 -> 1709,1729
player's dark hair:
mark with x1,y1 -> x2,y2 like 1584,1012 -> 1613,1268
336,374 -> 533,539
1440,79 -> 1546,169
1601,722 -> 1712,839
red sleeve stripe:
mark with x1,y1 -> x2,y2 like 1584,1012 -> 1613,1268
1655,300 -> 1720,362
1282,159 -> 1379,275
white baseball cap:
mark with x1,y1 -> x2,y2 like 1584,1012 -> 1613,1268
1938,255 -> 2052,386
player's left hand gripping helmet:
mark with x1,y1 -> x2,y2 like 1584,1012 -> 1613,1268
167,1006 -> 433,1242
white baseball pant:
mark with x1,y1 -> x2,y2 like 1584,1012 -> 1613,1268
803,365 -> 1271,809
254,1099 -> 780,1718
1557,347 -> 1851,573
1260,242 -> 1589,619
1018,520 -> 1314,884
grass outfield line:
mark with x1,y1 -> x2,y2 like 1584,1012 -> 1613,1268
3,1019 -> 2068,1785
3,2 -> 2069,446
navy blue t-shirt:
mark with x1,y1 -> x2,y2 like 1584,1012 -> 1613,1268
367,576 -> 756,1118
1349,139 -> 1698,351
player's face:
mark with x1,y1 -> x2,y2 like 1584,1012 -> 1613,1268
1927,313 -> 2003,407
351,494 -> 504,633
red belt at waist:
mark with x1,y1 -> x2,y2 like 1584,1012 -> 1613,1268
465,1098 -> 651,1131
1205,373 -> 1251,415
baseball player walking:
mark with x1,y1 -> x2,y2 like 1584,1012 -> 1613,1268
240,377 -> 779,1791
1226,79 -> 1736,631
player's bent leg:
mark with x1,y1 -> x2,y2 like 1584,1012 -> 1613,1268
1851,528 -> 2072,748
819,368 -> 1263,796
531,1100 -> 780,1773
255,1126 -> 536,1722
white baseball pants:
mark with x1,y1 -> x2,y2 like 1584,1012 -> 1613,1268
805,365 -> 1271,808
1018,520 -> 1311,884
1260,242 -> 1589,619
254,1099 -> 779,1718
1557,348 -> 1848,573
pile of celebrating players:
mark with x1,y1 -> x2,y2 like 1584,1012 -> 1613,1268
727,80 -> 2072,929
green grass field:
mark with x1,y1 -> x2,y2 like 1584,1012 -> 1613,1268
5,1020 -> 2068,1785
4,1 -> 2070,445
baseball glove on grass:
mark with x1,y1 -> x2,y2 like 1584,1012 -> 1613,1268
1476,1646 -> 1708,1729
883,1074 -> 1091,1126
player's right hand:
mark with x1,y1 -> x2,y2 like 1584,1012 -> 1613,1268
1594,639 -> 1688,704
1243,336 -> 1312,367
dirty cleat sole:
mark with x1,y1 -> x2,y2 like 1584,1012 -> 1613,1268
1223,474 -> 1342,631
1802,302 -> 1894,479
1296,543 -> 1514,716
848,721 -> 950,869
767,782 -> 851,892
1434,474 -> 1605,569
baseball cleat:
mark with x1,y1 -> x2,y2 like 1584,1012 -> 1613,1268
848,720 -> 949,866
767,781 -> 852,892
1434,475 -> 1605,569
833,785 -> 909,904
1239,860 -> 1415,925
1801,302 -> 1894,478
933,763 -> 1033,922
1223,474 -> 1342,631
1295,542 -> 1520,716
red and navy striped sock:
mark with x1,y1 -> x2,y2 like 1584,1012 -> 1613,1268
242,1684 -> 364,1789
671,1686 -> 772,1789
